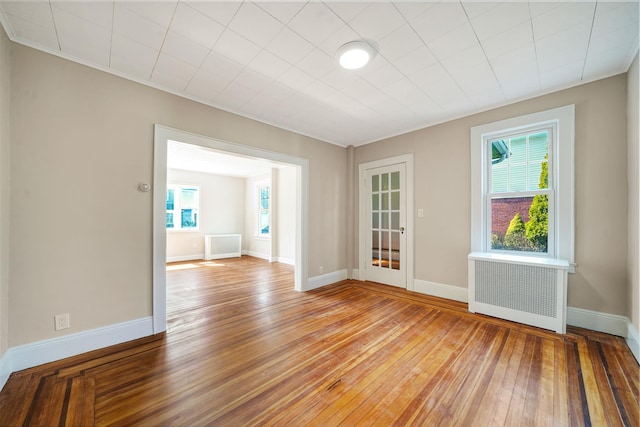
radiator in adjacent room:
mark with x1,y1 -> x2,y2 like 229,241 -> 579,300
204,234 -> 242,260
468,252 -> 570,334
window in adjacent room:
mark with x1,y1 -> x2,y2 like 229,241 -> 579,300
257,183 -> 270,236
166,185 -> 199,230
470,105 -> 574,264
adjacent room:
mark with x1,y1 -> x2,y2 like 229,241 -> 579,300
0,1 -> 637,425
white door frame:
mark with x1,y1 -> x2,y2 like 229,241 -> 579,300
152,125 -> 309,334
358,154 -> 414,290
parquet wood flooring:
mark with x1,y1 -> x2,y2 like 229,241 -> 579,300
0,256 -> 638,426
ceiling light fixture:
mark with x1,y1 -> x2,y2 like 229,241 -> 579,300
337,41 -> 374,70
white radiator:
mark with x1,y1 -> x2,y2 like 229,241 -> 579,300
204,234 -> 242,260
468,252 -> 570,334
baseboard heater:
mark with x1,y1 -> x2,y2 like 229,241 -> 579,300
204,234 -> 242,260
468,252 -> 570,334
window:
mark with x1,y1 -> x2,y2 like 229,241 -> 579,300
488,128 -> 552,254
257,184 -> 270,236
471,105 -> 574,265
166,185 -> 199,230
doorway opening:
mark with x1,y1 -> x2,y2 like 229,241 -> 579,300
153,125 -> 309,333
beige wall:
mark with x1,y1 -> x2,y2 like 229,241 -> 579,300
354,74 -> 630,316
628,53 -> 639,331
9,44 -> 347,347
0,26 -> 10,357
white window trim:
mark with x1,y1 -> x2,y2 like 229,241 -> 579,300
167,184 -> 200,232
470,105 -> 575,271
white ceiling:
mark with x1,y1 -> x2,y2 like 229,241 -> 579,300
168,140 -> 278,176
0,1 -> 637,147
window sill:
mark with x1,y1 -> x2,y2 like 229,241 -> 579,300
254,235 -> 270,241
468,251 -> 570,270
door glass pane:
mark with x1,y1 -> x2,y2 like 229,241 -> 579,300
372,212 -> 379,228
381,192 -> 389,210
372,194 -> 379,210
372,231 -> 380,267
381,173 -> 389,191
391,212 -> 399,230
391,191 -> 399,210
391,232 -> 400,270
381,231 -> 389,268
391,172 -> 399,190
381,212 -> 389,229
372,174 -> 379,192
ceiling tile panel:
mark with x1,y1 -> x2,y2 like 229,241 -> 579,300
325,2 -> 370,22
377,24 -> 425,62
393,44 -> 437,76
266,27 -> 315,65
185,69 -> 228,101
1,1 -> 54,29
213,29 -> 261,66
151,52 -> 198,92
467,2 -> 530,41
255,1 -> 305,25
539,61 -> 584,89
110,34 -> 158,80
349,2 -> 406,41
288,2 -> 344,46
118,1 -> 176,28
532,2 -> 596,40
113,4 -> 168,51
481,24 -> 533,59
185,1 -> 241,27
428,23 -> 480,61
201,51 -> 243,81
393,1 -> 439,21
584,47 -> 636,78
215,81 -> 259,110
248,50 -> 291,81
276,66 -> 316,92
53,7 -> 111,66
296,48 -> 335,79
4,14 -> 58,50
51,1 -> 112,29
227,2 -> 284,46
460,2 -> 500,20
162,30 -> 209,68
170,3 -> 225,49
410,2 -> 469,43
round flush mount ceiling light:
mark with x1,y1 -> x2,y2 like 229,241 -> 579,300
337,41 -> 374,70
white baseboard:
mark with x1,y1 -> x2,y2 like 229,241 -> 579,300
0,349 -> 9,391
413,279 -> 468,303
0,316 -> 153,391
626,322 -> 640,364
566,306 -> 629,337
166,254 -> 203,263
307,269 -> 348,291
351,268 -> 360,280
274,257 -> 295,265
244,250 -> 269,260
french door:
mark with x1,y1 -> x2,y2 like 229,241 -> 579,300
364,163 -> 406,287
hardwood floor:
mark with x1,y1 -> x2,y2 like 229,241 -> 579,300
0,256 -> 638,426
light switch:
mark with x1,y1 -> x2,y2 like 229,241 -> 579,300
418,208 -> 424,218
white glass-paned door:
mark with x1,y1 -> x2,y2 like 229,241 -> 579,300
366,164 -> 406,287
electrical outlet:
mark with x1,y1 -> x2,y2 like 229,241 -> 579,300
54,313 -> 70,331
319,266 -> 324,274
